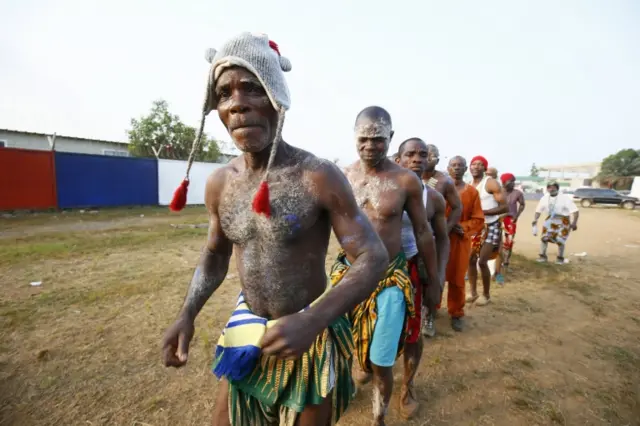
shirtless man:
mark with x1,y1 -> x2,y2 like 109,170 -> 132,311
487,167 -> 499,180
422,144 -> 462,235
467,156 -> 508,306
496,173 -> 525,278
334,106 -> 439,426
395,138 -> 449,417
397,138 -> 449,337
421,144 -> 462,332
161,33 -> 388,426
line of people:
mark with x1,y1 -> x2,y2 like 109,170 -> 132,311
161,32 -> 579,426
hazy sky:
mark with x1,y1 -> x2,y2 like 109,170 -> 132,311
1,0 -> 638,175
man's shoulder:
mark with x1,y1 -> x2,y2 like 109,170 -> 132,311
461,183 -> 480,197
426,186 -> 446,207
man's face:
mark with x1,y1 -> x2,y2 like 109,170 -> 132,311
355,117 -> 393,166
505,179 -> 516,191
548,186 -> 559,197
425,147 -> 439,173
469,160 -> 486,178
397,140 -> 428,176
448,157 -> 467,180
215,67 -> 278,153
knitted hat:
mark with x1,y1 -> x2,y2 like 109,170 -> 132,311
169,32 -> 292,216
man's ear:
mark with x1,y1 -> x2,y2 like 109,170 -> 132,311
389,130 -> 395,141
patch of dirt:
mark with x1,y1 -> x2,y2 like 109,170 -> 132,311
0,207 -> 639,426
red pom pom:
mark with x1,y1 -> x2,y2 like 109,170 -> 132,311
252,181 -> 271,218
268,40 -> 280,56
169,179 -> 189,212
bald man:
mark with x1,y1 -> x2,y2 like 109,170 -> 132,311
336,106 -> 439,425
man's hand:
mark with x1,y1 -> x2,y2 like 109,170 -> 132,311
571,223 -> 578,231
260,312 -> 319,360
452,224 -> 465,236
162,315 -> 195,368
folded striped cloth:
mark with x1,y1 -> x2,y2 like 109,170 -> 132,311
213,286 -> 331,381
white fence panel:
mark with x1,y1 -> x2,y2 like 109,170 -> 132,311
158,159 -> 223,206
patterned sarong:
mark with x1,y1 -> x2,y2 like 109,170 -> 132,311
502,215 -> 517,251
330,251 -> 415,373
472,220 -> 502,258
541,215 -> 571,245
223,315 -> 355,426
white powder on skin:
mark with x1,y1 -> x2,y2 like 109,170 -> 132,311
218,148 -> 333,317
354,119 -> 392,139
348,174 -> 399,212
372,386 -> 387,419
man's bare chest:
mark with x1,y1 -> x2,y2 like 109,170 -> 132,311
219,177 -> 320,244
350,175 -> 405,219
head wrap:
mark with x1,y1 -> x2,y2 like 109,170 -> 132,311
470,155 -> 488,170
169,32 -> 292,217
500,173 -> 515,185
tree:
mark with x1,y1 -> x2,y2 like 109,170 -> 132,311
596,149 -> 640,189
530,163 -> 539,177
128,99 -> 221,163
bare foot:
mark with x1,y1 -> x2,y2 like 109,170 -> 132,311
399,385 -> 419,419
352,365 -> 372,385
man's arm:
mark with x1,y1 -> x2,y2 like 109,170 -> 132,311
162,169 -> 233,367
484,178 -> 509,216
303,163 -> 388,332
180,172 -> 233,320
532,196 -> 547,224
461,189 -> 485,236
568,197 -> 580,230
443,179 -> 462,233
405,174 -> 439,309
428,190 -> 450,287
515,191 -> 526,220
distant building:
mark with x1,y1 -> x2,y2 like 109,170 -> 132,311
0,128 -> 131,157
0,128 -> 239,162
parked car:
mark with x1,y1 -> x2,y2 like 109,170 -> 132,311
572,187 -> 639,210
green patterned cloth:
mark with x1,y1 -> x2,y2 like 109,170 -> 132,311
222,315 -> 355,426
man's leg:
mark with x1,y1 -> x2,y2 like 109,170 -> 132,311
369,287 -> 405,425
467,253 -> 479,302
400,339 -> 422,419
476,243 -> 494,305
448,257 -> 467,331
296,392 -> 334,426
212,379 -> 231,426
371,364 -> 393,426
538,238 -> 549,262
556,242 -> 566,264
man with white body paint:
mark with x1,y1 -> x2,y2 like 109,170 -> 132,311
161,33 -> 389,426
331,106 -> 439,426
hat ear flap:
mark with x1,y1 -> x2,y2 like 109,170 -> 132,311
205,48 -> 217,64
279,56 -> 292,72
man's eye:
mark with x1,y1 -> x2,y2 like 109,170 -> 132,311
216,87 -> 231,98
245,82 -> 265,94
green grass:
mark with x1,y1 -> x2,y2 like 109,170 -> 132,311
0,226 -> 207,266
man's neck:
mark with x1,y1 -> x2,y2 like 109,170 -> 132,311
361,158 -> 386,174
454,178 -> 466,188
243,141 -> 284,173
472,174 -> 484,185
422,169 -> 437,180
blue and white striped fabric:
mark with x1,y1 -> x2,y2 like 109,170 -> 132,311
213,287 -> 330,381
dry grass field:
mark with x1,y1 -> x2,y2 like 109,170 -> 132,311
1,206 -> 639,426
